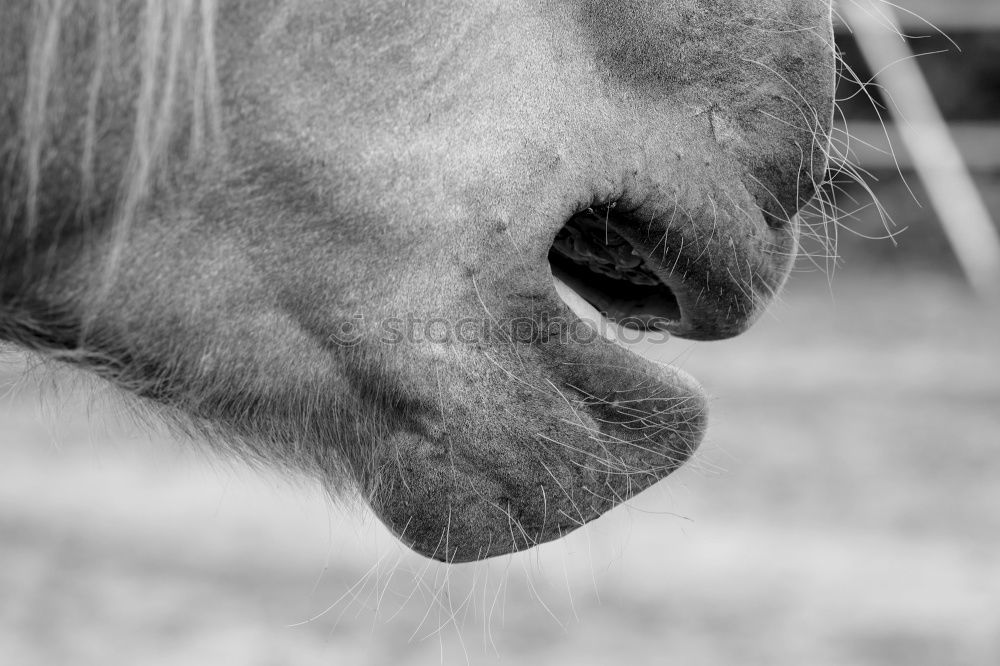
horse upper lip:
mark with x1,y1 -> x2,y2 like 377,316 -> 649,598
550,196 -> 793,342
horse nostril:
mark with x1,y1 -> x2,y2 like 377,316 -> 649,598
548,206 -> 682,330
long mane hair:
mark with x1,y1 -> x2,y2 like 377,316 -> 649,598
3,0 -> 222,264
1,0 -> 224,365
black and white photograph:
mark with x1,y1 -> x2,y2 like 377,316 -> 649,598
2,1 -> 998,664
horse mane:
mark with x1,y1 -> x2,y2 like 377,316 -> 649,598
3,0 -> 222,252
1,0 -> 228,425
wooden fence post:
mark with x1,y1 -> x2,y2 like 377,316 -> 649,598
841,0 -> 1000,299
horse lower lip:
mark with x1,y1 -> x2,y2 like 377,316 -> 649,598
550,274 -> 707,438
547,327 -> 709,486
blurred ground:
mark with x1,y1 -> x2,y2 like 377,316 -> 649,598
2,268 -> 998,666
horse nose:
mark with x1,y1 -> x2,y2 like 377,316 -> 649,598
636,198 -> 797,342
615,105 -> 829,340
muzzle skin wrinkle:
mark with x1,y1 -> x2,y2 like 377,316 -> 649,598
0,1 -> 836,561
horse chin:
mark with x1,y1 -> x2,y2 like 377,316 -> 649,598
364,227 -> 720,562
367,340 -> 708,563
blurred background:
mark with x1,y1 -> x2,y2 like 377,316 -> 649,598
2,1 -> 999,664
